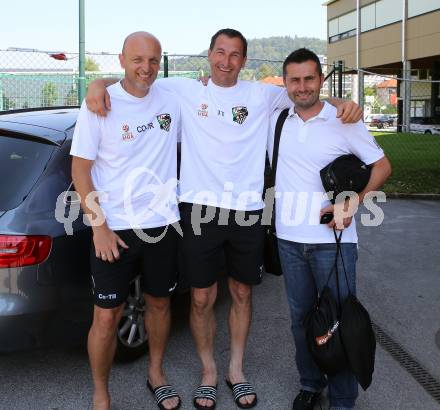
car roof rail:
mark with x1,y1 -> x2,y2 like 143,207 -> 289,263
0,106 -> 80,116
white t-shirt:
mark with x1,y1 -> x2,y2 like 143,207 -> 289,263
156,78 -> 290,211
70,82 -> 181,230
268,102 -> 384,244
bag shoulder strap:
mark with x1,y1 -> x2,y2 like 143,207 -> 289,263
269,108 -> 290,188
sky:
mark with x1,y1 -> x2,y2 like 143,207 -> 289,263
1,1 -> 327,55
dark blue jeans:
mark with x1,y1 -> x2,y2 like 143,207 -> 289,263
277,239 -> 359,409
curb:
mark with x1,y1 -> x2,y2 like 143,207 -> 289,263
385,193 -> 440,200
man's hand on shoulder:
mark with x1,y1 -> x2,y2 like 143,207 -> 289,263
335,100 -> 363,124
85,78 -> 117,117
197,75 -> 210,86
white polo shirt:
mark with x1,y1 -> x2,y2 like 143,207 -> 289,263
156,78 -> 290,210
71,82 -> 181,230
268,102 -> 384,244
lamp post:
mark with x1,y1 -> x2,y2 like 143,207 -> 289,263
78,0 -> 86,104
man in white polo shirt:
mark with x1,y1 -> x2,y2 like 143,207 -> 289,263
85,29 -> 363,410
268,48 -> 391,410
71,32 -> 181,410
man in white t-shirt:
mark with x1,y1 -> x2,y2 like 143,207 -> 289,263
85,29 -> 363,410
71,32 -> 182,410
268,48 -> 391,410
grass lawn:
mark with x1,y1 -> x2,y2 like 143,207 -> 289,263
372,132 -> 440,194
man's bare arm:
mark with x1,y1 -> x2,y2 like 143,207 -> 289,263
357,156 -> 392,203
85,77 -> 119,116
72,156 -> 128,262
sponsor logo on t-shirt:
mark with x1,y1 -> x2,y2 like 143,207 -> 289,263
232,106 -> 248,124
198,103 -> 209,118
121,124 -> 135,141
137,122 -> 154,133
156,113 -> 172,132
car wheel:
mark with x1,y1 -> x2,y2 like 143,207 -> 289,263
115,275 -> 148,361
424,130 -> 432,134
377,123 -> 383,129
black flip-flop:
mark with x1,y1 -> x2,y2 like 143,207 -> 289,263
147,379 -> 181,410
193,385 -> 217,409
225,380 -> 258,409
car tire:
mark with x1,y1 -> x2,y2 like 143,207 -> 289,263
115,275 -> 148,362
377,123 -> 383,129
424,130 -> 432,134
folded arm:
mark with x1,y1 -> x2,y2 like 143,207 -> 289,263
321,156 -> 392,230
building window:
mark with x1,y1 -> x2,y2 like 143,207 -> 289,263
327,11 -> 357,42
339,11 -> 356,34
329,18 -> 339,37
411,100 -> 426,117
329,0 -> 440,43
375,0 -> 402,27
361,3 -> 376,32
408,0 -> 440,18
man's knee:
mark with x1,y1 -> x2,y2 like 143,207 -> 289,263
229,279 -> 252,305
145,295 -> 171,314
92,306 -> 123,336
191,285 -> 217,312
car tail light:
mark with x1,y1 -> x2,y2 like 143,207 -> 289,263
0,235 -> 52,268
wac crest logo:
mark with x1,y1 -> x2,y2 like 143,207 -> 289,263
232,106 -> 248,124
156,113 -> 171,132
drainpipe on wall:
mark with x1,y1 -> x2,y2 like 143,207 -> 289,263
78,0 -> 86,105
356,0 -> 364,111
401,0 -> 411,132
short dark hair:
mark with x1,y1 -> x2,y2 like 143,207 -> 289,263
283,48 -> 322,77
209,28 -> 248,58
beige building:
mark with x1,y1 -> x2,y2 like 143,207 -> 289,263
324,0 -> 440,125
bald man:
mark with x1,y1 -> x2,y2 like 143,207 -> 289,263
71,32 -> 182,410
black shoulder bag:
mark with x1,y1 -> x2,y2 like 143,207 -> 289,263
304,229 -> 376,389
263,108 -> 289,276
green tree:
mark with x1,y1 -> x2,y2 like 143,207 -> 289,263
239,69 -> 256,81
382,104 -> 397,114
41,82 -> 58,107
2,96 -> 16,110
364,86 -> 377,96
65,87 -> 78,105
85,57 -> 100,72
256,63 -> 276,80
170,35 -> 327,74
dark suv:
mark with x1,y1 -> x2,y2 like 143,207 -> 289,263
370,114 -> 394,129
0,107 -> 148,357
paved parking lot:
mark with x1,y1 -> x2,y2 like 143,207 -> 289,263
1,199 -> 439,410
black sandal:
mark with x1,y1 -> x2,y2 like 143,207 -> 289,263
225,380 -> 258,409
147,380 -> 181,410
193,385 -> 217,409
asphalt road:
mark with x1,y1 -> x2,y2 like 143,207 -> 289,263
1,199 -> 439,410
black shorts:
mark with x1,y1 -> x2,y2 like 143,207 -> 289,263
180,203 -> 265,288
90,226 -> 179,309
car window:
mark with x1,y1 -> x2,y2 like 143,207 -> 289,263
0,135 -> 55,211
